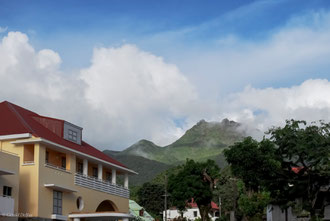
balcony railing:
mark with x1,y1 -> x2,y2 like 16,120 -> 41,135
74,173 -> 129,199
0,195 -> 14,215
45,162 -> 71,173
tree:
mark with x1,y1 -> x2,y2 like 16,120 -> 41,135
137,182 -> 166,219
224,137 -> 278,193
266,120 -> 330,220
225,120 -> 330,220
168,159 -> 220,221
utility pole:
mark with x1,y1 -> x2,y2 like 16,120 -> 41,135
164,174 -> 168,221
218,196 -> 221,218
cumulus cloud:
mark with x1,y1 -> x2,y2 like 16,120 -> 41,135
80,44 -> 198,147
222,79 -> 330,139
1,8 -> 330,151
0,31 -> 197,149
0,32 -> 67,101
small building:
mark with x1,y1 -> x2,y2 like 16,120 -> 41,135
129,200 -> 154,221
164,199 -> 219,221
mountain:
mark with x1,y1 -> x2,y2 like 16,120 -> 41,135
103,150 -> 172,185
103,118 -> 246,185
168,119 -> 243,148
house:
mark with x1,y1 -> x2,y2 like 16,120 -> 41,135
129,200 -> 154,221
0,150 -> 20,221
164,199 -> 219,221
0,101 -> 137,221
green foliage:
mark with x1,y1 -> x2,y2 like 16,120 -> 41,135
103,151 -> 172,185
238,191 -> 270,221
224,120 -> 330,220
168,159 -> 220,221
214,166 -> 239,214
117,119 -> 244,165
266,120 -> 330,220
137,182 -> 166,219
224,137 -> 278,192
105,119 -> 244,187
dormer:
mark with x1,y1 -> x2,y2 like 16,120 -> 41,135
63,121 -> 82,145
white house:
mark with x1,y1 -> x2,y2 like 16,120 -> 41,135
163,199 -> 219,221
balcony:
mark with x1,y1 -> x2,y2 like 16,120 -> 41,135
74,173 -> 129,199
0,195 -> 14,216
45,162 -> 71,173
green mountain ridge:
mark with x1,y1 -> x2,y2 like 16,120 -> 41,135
103,118 -> 246,185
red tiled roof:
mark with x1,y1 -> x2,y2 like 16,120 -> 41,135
0,101 -> 128,169
187,199 -> 219,210
292,167 -> 303,174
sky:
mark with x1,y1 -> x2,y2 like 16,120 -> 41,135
1,0 -> 330,150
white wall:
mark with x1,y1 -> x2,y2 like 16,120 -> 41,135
164,208 -> 217,221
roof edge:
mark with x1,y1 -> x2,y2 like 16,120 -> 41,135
0,133 -> 32,141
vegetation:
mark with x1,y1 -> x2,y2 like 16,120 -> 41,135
103,151 -> 172,185
168,159 -> 221,221
105,119 -> 243,186
137,182 -> 166,220
225,120 -> 330,220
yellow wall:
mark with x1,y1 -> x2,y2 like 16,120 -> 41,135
0,139 -> 40,217
38,144 -> 129,219
0,148 -> 20,214
1,138 -> 130,220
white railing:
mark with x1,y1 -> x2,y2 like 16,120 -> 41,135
74,173 -> 129,199
0,195 -> 14,215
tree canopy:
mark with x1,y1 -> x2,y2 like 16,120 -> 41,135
168,159 -> 220,221
224,120 -> 330,220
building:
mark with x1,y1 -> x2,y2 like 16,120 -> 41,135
0,101 -> 137,221
0,150 -> 20,221
164,199 -> 219,221
129,200 -> 154,221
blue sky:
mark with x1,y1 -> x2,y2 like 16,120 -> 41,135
2,0 -> 330,69
1,0 -> 330,149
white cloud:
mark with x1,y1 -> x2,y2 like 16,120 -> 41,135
80,44 -> 198,147
1,9 -> 330,150
176,10 -> 330,97
222,79 -> 330,139
0,32 -> 197,149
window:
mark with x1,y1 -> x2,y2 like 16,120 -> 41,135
3,186 -> 12,197
77,162 -> 83,174
23,144 -> 34,164
46,151 -> 49,163
76,197 -> 84,211
53,190 -> 62,215
61,157 -> 66,169
92,167 -> 98,178
194,211 -> 198,217
68,129 -> 77,142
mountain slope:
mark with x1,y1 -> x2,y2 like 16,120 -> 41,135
103,150 -> 171,185
104,119 -> 245,185
168,119 -> 242,148
117,119 -> 244,164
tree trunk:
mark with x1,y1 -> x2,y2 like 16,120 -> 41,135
198,205 -> 211,221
